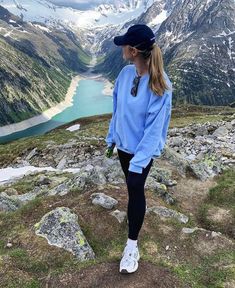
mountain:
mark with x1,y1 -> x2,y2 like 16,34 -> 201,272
156,0 -> 235,106
94,0 -> 179,79
0,0 -> 156,29
0,5 -> 90,126
0,0 -> 160,56
96,0 -> 235,106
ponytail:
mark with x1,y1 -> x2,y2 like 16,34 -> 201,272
139,43 -> 170,96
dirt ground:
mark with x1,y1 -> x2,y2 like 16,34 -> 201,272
46,261 -> 182,288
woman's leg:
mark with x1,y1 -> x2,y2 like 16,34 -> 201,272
117,149 -> 134,183
126,159 -> 153,240
117,148 -> 153,240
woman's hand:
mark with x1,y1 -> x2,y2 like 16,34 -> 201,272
105,143 -> 116,158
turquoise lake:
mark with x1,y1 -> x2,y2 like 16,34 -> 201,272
0,79 -> 113,144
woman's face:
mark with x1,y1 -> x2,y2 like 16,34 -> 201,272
121,45 -> 137,62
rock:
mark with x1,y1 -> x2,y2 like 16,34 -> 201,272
155,182 -> 167,193
161,146 -> 190,177
26,148 -> 38,160
212,126 -> 228,137
147,205 -> 189,223
195,126 -> 208,136
69,171 -> 88,190
84,164 -> 94,172
110,209 -> 127,223
0,193 -> 21,212
188,162 -> 214,181
48,183 -> 69,196
182,227 -> 225,237
154,183 -> 176,205
34,207 -> 95,261
149,166 -> 177,187
197,151 -> 206,160
185,154 -> 196,161
90,193 -> 118,209
6,242 -> 13,248
188,152 -> 224,180
171,136 -> 183,147
57,157 -> 67,170
225,122 -> 232,130
36,176 -> 51,186
4,188 -> 18,196
90,166 -> 107,185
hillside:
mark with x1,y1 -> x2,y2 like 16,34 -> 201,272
0,5 -> 91,126
0,105 -> 234,287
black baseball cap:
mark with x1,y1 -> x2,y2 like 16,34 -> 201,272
114,24 -> 155,51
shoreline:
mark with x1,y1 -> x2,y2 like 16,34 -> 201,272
0,73 -> 114,138
102,79 -> 113,96
0,75 -> 82,137
79,71 -> 113,96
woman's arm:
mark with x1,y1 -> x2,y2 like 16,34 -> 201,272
105,78 -> 119,148
128,91 -> 172,173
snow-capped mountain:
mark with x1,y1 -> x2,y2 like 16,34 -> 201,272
96,0 -> 235,106
0,0 -> 156,29
84,0 -> 178,54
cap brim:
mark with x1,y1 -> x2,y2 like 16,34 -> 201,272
113,35 -> 127,46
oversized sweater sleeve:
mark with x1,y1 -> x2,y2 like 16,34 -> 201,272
105,76 -> 119,148
128,90 -> 172,174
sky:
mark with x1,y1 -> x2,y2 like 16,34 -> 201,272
48,0 -> 114,10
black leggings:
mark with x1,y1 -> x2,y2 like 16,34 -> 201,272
117,148 -> 153,240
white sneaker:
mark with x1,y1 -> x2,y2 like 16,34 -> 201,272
119,244 -> 140,274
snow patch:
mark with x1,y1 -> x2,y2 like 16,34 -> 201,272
66,124 -> 81,132
0,166 -> 81,185
213,30 -> 235,37
227,37 -> 233,60
165,30 -> 173,37
34,23 -> 51,32
149,9 -> 168,26
4,29 -> 14,37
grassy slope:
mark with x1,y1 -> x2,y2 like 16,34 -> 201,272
0,105 -> 234,287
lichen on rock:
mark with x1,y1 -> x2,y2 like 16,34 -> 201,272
34,207 -> 95,261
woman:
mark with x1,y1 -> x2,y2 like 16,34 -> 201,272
105,24 -> 173,274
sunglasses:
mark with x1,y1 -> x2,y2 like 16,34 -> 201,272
131,75 -> 141,97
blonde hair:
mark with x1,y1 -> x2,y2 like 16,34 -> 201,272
138,43 -> 170,96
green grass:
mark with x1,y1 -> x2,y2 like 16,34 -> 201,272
8,248 -> 48,274
4,279 -> 41,288
173,250 -> 235,288
196,168 -> 235,238
207,169 -> 235,207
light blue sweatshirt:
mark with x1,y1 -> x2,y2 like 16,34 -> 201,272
105,64 -> 173,174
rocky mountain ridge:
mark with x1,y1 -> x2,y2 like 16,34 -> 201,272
96,0 -> 235,106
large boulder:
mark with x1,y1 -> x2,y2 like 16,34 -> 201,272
34,207 -> 95,261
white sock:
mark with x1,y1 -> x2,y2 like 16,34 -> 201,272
126,238 -> 138,249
